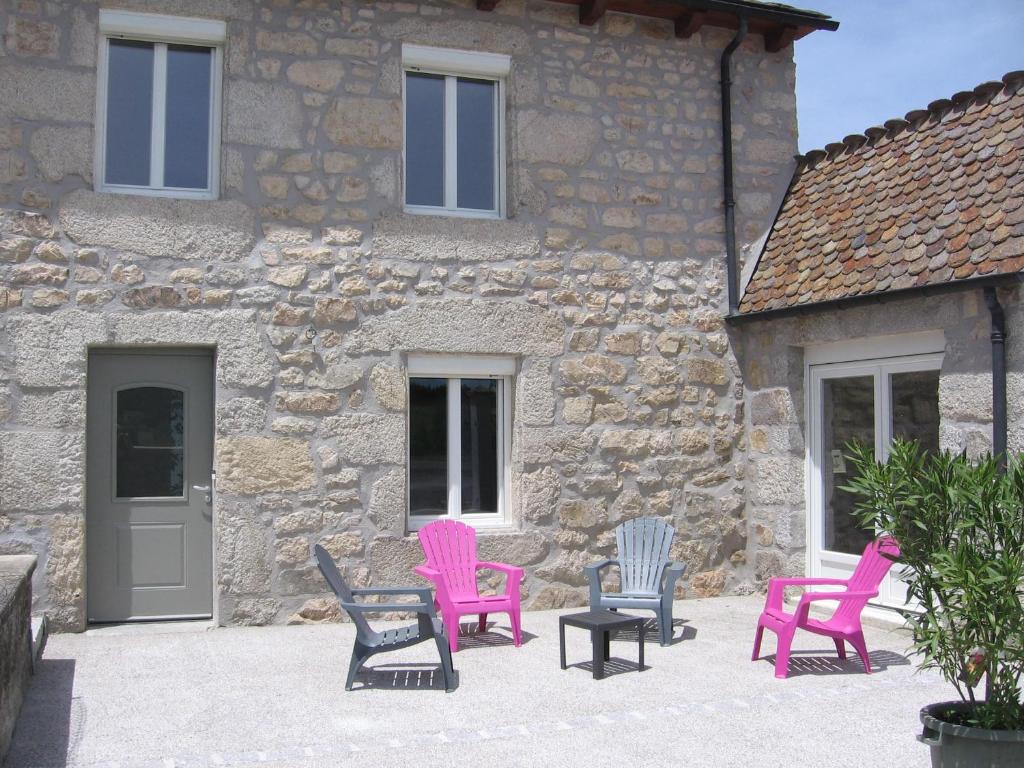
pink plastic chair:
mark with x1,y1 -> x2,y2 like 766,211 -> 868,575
414,520 -> 524,653
752,537 -> 900,678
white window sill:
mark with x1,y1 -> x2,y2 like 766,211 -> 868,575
403,205 -> 503,221
407,516 -> 513,533
97,185 -> 218,202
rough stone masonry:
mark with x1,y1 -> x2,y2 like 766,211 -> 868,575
0,0 -> 802,630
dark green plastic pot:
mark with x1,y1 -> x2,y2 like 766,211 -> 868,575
919,702 -> 1024,768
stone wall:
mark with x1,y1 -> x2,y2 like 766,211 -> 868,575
737,286 -> 1024,582
0,0 -> 799,629
0,555 -> 36,760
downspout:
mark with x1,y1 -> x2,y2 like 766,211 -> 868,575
984,287 -> 1008,471
721,16 -> 748,316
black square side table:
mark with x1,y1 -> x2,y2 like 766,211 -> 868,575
559,609 -> 646,679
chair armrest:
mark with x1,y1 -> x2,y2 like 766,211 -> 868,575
765,577 -> 849,612
340,601 -> 435,615
476,562 -> 523,598
662,561 -> 687,598
350,586 -> 434,600
585,559 -> 618,604
476,562 -> 524,579
795,590 -> 879,622
414,565 -> 441,581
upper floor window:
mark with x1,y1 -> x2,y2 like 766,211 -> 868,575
407,355 -> 513,530
96,11 -> 225,200
402,45 -> 510,218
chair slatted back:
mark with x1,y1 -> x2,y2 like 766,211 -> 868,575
835,536 -> 901,622
417,519 -> 480,601
314,544 -> 375,644
616,517 -> 675,595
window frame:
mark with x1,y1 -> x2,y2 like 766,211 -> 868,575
401,44 -> 510,219
406,355 -> 515,531
95,10 -> 225,201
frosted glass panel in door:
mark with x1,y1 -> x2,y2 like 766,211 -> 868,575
822,376 -> 875,555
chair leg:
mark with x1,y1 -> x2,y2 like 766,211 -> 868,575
774,626 -> 795,679
444,614 -> 460,653
433,630 -> 455,692
752,623 -> 765,661
848,631 -> 871,673
510,609 -> 522,647
345,645 -> 370,691
834,637 -> 847,660
657,603 -> 673,646
478,613 -> 488,633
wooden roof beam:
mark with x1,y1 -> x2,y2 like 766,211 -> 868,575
764,24 -> 799,52
674,10 -> 707,39
579,0 -> 608,26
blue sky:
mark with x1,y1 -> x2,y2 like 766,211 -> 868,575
794,0 -> 1024,151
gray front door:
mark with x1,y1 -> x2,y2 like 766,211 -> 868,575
87,351 -> 214,622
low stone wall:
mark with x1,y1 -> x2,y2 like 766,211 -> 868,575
0,555 -> 37,762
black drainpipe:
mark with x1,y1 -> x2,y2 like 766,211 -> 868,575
721,16 -> 748,316
984,287 -> 1008,471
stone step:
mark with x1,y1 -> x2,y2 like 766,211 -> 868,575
30,615 -> 47,669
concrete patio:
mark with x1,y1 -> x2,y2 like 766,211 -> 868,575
8,595 -> 948,768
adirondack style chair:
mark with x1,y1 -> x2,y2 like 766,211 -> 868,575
314,545 -> 455,691
414,519 -> 524,653
752,536 -> 900,679
585,517 -> 687,646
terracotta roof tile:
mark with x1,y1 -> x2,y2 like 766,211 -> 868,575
739,71 -> 1024,314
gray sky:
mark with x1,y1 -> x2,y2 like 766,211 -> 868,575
794,0 -> 1024,152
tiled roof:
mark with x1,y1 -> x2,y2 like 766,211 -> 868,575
738,71 -> 1024,315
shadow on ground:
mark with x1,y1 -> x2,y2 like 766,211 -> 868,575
450,621 -> 538,650
6,658 -> 77,768
612,618 -> 696,646
352,663 -> 460,692
758,648 -> 911,677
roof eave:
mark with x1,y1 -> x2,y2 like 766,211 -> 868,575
727,272 -> 1024,325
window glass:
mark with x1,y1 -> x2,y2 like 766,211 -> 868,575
822,376 -> 875,555
164,44 -> 212,189
409,378 -> 448,516
405,72 -> 445,207
460,379 -> 498,514
106,39 -> 154,186
456,78 -> 496,211
116,387 -> 184,498
891,370 -> 940,452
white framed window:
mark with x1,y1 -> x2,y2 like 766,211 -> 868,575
407,355 -> 514,530
402,44 -> 509,219
95,10 -> 225,200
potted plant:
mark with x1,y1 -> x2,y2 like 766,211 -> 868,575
843,440 -> 1024,767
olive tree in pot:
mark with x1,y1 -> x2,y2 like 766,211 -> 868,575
844,440 -> 1024,767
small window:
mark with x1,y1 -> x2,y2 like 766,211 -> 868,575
407,356 -> 513,529
402,45 -> 509,218
97,11 -> 224,199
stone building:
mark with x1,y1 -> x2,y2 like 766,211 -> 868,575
0,0 -> 1018,633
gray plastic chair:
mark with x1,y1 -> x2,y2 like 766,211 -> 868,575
314,545 -> 455,691
585,517 -> 687,646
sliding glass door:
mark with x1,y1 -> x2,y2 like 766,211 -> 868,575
808,354 -> 941,607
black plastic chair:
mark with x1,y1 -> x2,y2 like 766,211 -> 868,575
314,545 -> 456,691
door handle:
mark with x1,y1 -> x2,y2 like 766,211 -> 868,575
192,484 -> 212,504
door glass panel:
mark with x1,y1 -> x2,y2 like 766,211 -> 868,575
115,387 -> 184,498
822,376 -> 875,555
461,379 -> 498,514
891,370 -> 940,452
409,377 -> 448,516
